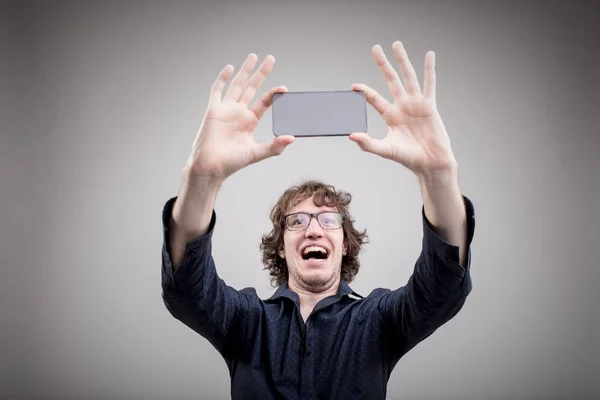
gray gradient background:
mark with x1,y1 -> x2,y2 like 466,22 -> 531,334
2,1 -> 599,399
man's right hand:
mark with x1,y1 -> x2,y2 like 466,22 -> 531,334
168,53 -> 294,270
184,53 -> 295,182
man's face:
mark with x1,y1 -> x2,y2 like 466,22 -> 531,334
279,195 -> 347,292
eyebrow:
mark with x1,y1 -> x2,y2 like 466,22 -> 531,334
287,209 -> 337,215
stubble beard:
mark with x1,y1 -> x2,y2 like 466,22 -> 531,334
290,261 -> 341,292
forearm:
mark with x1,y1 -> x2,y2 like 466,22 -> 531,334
416,167 -> 468,267
169,167 -> 224,270
162,193 -> 245,350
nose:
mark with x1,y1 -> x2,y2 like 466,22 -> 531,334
304,216 -> 324,238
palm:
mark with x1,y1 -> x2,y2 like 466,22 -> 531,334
351,42 -> 457,176
194,103 -> 259,178
208,101 -> 258,133
380,97 -> 453,174
187,54 -> 294,181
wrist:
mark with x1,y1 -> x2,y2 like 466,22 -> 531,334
181,165 -> 226,188
416,166 -> 459,189
174,168 -> 222,215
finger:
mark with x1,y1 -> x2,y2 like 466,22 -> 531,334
209,64 -> 234,106
249,135 -> 296,165
423,51 -> 436,101
251,85 -> 288,120
392,41 -> 421,96
223,53 -> 258,102
352,83 -> 391,116
348,132 -> 391,159
372,44 -> 406,100
240,55 -> 275,105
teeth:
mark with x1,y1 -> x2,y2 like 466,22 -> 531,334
302,246 -> 327,255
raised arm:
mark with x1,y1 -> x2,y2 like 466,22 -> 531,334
162,52 -> 295,355
169,53 -> 295,270
349,41 -> 475,355
349,41 -> 469,263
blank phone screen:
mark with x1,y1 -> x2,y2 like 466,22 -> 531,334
272,90 -> 367,137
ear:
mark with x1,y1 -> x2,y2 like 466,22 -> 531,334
279,247 -> 286,259
342,241 -> 348,256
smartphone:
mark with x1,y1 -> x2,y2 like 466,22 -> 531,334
272,90 -> 367,137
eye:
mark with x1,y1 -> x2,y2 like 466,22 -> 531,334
288,214 -> 308,226
321,213 -> 340,226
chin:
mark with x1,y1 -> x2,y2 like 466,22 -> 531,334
299,271 -> 336,290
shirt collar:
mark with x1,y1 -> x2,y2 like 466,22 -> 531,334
265,280 -> 362,303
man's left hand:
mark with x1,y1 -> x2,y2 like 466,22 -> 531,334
350,41 -> 457,178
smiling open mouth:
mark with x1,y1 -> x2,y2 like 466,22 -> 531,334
301,246 -> 329,261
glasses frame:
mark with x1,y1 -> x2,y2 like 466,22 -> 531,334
283,211 -> 344,231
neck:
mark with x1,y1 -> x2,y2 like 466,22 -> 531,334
288,278 -> 340,322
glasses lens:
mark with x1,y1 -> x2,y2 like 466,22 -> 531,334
286,213 -> 310,230
318,212 -> 342,229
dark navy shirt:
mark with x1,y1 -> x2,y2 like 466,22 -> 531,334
161,195 -> 476,399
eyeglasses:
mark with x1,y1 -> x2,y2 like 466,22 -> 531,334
283,211 -> 343,231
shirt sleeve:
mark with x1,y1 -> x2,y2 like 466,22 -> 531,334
160,196 -> 248,358
378,195 -> 476,358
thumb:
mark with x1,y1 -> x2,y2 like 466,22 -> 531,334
349,132 -> 389,158
250,135 -> 296,164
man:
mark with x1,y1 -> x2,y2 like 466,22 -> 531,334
161,41 -> 475,399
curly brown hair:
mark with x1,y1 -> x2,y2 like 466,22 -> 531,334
260,180 -> 369,287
